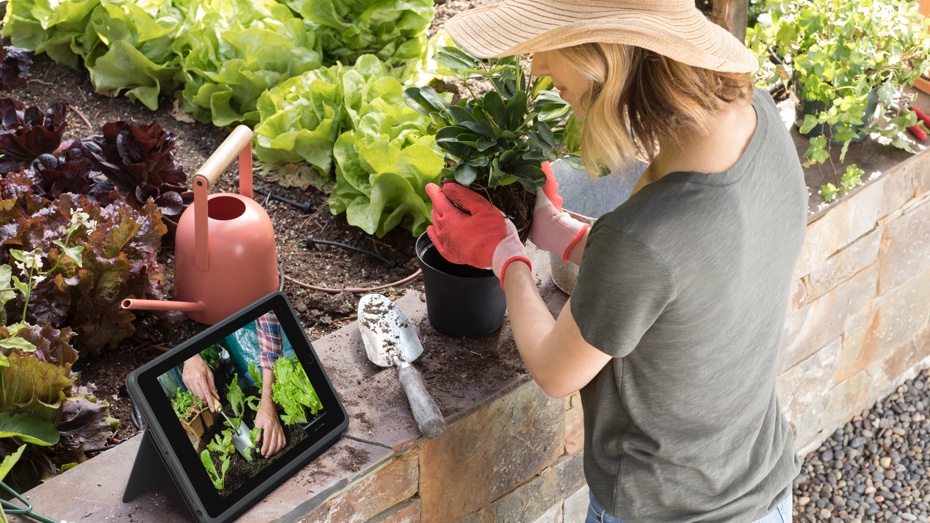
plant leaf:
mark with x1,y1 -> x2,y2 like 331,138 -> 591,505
0,412 -> 59,446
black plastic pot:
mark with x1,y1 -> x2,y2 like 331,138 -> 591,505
415,233 -> 506,338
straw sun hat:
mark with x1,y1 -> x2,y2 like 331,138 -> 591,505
444,0 -> 758,73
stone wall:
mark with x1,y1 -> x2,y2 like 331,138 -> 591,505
777,149 -> 930,455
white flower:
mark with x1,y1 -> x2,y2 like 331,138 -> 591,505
22,250 -> 43,271
31,275 -> 46,285
758,13 -> 773,27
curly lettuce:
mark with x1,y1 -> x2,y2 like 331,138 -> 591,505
175,0 -> 323,126
271,355 -> 321,426
277,0 -> 434,81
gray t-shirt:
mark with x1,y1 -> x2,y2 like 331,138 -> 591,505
571,89 -> 806,522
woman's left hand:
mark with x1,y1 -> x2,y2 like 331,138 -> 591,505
425,182 -> 530,283
253,402 -> 286,458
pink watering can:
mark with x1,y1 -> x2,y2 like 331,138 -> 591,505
122,126 -> 279,325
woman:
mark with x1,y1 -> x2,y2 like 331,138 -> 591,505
425,1 -> 807,522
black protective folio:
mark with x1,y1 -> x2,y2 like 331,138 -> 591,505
124,291 -> 348,523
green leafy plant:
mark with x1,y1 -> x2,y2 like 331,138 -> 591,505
271,355 -> 322,425
0,444 -> 26,523
226,374 -> 258,428
277,0 -> 435,81
170,388 -> 204,422
0,323 -> 117,493
174,0 -> 323,127
200,344 -> 223,370
247,362 -> 262,395
747,0 -> 930,201
403,46 -> 577,239
255,54 -> 444,237
200,448 -> 230,490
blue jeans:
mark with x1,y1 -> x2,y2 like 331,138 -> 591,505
585,491 -> 793,523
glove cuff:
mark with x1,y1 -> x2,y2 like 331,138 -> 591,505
491,221 -> 530,287
561,222 -> 590,262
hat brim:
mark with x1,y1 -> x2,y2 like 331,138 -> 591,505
445,0 -> 758,74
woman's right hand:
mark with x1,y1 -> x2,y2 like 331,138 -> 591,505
528,162 -> 590,261
182,354 -> 221,412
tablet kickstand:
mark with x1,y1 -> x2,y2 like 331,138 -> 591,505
122,430 -> 169,503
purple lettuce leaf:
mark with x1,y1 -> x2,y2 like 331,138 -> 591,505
0,46 -> 35,92
0,99 -> 67,171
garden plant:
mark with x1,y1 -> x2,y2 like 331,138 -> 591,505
747,0 -> 930,201
404,46 -> 579,241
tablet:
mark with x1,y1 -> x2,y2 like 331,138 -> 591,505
125,291 -> 348,523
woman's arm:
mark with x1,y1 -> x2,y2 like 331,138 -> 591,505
503,261 -> 611,398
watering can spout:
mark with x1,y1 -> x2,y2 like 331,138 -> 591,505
121,298 -> 206,314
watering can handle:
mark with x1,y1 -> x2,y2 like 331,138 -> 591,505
192,125 -> 254,271
194,125 -> 254,196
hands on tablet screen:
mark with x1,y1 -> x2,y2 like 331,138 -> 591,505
254,401 -> 286,458
183,354 -> 221,412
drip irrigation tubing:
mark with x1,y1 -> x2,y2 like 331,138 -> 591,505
283,268 -> 422,294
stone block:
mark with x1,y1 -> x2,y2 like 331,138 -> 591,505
292,452 -> 418,523
846,179 -> 883,243
836,304 -> 880,384
776,337 -> 842,448
805,228 -> 880,299
532,503 -> 563,523
879,163 -> 915,219
916,159 -> 930,198
880,263 -> 930,337
367,499 -> 421,523
778,265 -> 878,373
460,510 -> 496,523
878,196 -> 930,294
794,201 -> 849,277
470,442 -> 582,523
419,379 -> 564,521
489,466 -> 560,522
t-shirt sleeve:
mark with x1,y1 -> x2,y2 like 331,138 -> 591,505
570,223 -> 678,358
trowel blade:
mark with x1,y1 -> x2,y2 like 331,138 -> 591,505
218,408 -> 253,457
358,294 -> 424,368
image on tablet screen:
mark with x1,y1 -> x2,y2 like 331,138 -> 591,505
155,311 -> 325,495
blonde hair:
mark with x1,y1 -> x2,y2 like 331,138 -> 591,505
553,43 -> 754,175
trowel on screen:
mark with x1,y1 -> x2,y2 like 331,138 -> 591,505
217,407 -> 255,459
358,294 -> 445,439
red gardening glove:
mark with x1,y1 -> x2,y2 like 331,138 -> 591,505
528,162 -> 590,261
426,182 -> 530,285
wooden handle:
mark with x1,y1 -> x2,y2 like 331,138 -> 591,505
194,125 -> 253,189
397,362 -> 445,439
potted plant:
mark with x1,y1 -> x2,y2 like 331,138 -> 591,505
403,46 -> 577,337
747,0 -> 930,201
171,388 -> 214,439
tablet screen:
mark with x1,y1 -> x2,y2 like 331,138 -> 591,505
128,292 -> 347,521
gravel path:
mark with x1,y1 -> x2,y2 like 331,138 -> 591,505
793,368 -> 930,523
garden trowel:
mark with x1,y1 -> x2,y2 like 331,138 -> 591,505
217,407 -> 255,459
358,294 -> 445,439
